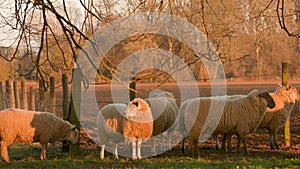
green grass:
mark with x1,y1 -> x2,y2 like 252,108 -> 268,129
0,143 -> 300,169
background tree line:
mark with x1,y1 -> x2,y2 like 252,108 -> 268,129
0,0 -> 299,84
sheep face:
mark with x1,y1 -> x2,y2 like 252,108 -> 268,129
125,98 -> 150,118
64,126 -> 79,144
124,98 -> 152,123
286,84 -> 300,103
258,91 -> 275,109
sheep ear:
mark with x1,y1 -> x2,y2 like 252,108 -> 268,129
72,125 -> 76,130
258,91 -> 268,98
286,84 -> 292,90
132,101 -> 139,107
248,89 -> 258,96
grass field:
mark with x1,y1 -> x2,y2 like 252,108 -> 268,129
1,142 -> 300,169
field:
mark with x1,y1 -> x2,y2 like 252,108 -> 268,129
1,81 -> 300,168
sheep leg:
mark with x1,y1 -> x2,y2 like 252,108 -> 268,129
151,137 -> 156,155
270,130 -> 280,149
215,135 -> 220,150
167,131 -> 172,150
100,144 -> 105,160
40,144 -> 47,160
192,139 -> 199,157
221,134 -> 226,151
269,132 -> 275,150
137,139 -> 142,159
243,138 -> 248,155
160,134 -> 165,152
131,140 -> 137,160
236,136 -> 242,154
241,136 -> 249,155
114,143 -> 119,159
273,133 -> 280,149
226,133 -> 233,152
0,142 -> 9,162
181,137 -> 186,154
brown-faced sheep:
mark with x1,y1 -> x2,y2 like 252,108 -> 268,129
145,91 -> 179,154
0,108 -> 79,162
258,84 -> 300,149
179,90 -> 275,157
97,98 -> 153,160
222,84 -> 300,151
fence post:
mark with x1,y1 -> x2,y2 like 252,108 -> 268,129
29,87 -> 35,111
38,78 -> 45,111
69,68 -> 81,157
129,76 -> 136,101
62,74 -> 69,152
282,62 -> 290,147
13,81 -> 20,109
6,80 -> 14,108
20,79 -> 28,110
62,74 -> 69,120
0,82 -> 5,110
50,77 -> 56,114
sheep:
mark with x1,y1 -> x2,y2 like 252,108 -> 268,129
97,98 -> 153,160
221,84 -> 300,151
0,108 -> 79,162
180,94 -> 244,153
257,84 -> 300,149
179,90 -> 275,157
144,91 -> 179,154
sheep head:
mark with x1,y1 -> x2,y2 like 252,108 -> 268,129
258,91 -> 275,109
274,84 -> 299,104
285,84 -> 300,103
124,98 -> 152,123
64,125 -> 79,144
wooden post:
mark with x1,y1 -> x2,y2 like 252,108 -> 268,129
62,74 -> 69,120
0,82 -> 5,110
62,74 -> 69,152
38,79 -> 45,111
6,80 -> 14,108
69,68 -> 81,157
129,76 -> 136,101
49,77 -> 56,114
13,81 -> 20,109
20,79 -> 28,110
282,62 -> 290,147
29,87 -> 35,111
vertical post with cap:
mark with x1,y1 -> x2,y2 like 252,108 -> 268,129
282,62 -> 290,147
49,77 -> 56,114
129,76 -> 136,101
69,68 -> 81,157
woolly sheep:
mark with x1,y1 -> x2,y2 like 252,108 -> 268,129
0,108 -> 79,162
179,90 -> 275,157
145,91 -> 179,154
97,98 -> 153,160
258,84 -> 300,149
223,84 -> 300,151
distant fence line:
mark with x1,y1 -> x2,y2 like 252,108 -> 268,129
0,75 -> 70,121
0,68 -> 82,156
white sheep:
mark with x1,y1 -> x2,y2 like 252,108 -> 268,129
258,84 -> 300,149
0,108 -> 79,162
97,98 -> 153,160
179,90 -> 275,157
144,91 -> 179,154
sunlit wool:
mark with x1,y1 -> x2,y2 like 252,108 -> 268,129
0,108 -> 78,162
178,90 -> 275,157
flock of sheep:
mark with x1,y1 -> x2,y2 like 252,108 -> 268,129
0,83 -> 299,162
